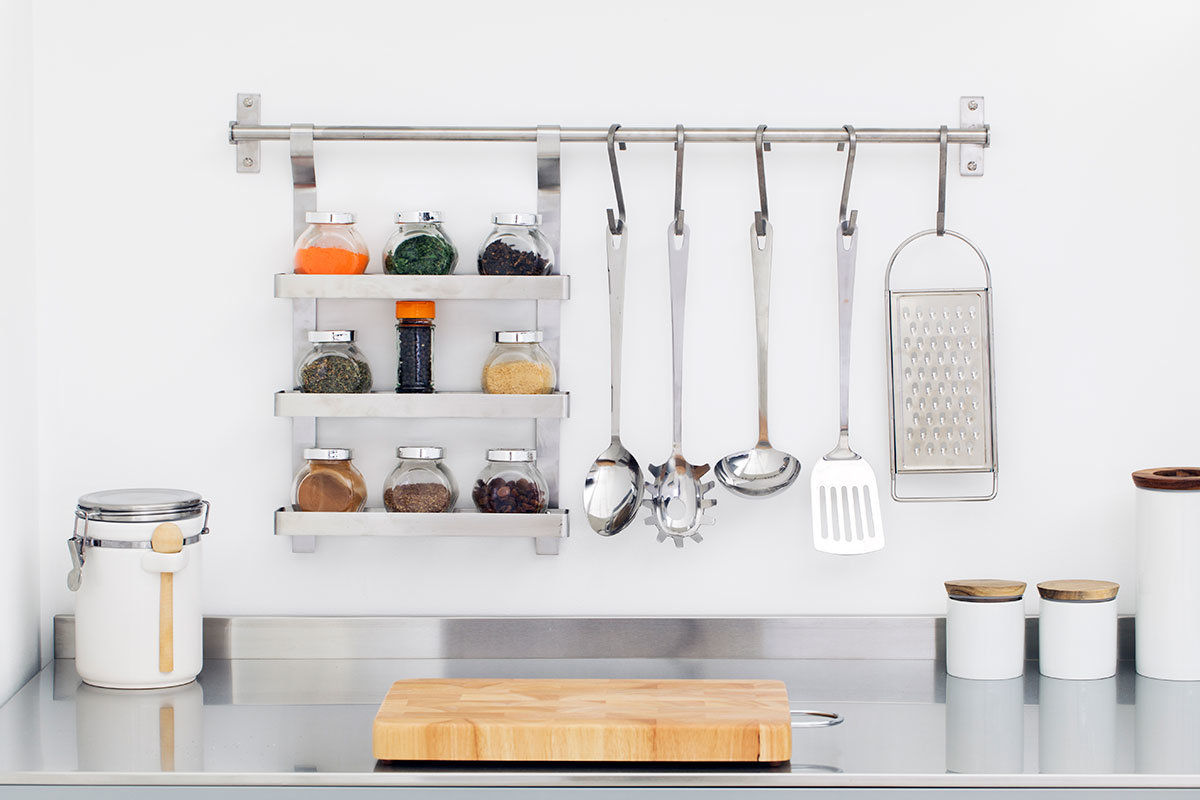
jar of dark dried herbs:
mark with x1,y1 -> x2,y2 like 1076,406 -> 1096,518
382,446 -> 457,513
296,331 -> 373,393
477,213 -> 554,276
472,449 -> 548,513
384,211 -> 458,275
395,301 -> 435,393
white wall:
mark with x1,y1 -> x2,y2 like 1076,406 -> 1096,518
29,0 -> 1200,654
0,0 -> 41,700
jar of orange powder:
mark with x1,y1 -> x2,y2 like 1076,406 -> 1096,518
293,212 -> 370,275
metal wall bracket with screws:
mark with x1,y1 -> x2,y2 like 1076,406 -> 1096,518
233,93 -> 261,173
959,96 -> 986,176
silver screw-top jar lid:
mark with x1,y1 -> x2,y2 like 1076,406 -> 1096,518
305,212 -> 356,224
397,446 -> 445,460
495,330 -> 544,344
308,330 -> 355,343
303,448 -> 353,461
76,488 -> 205,523
396,211 -> 444,224
492,212 -> 541,226
487,448 -> 537,462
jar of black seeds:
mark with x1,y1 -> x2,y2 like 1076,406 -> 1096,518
395,301 -> 435,393
472,449 -> 548,513
296,330 -> 373,393
477,213 -> 554,276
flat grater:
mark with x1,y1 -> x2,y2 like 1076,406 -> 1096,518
884,229 -> 997,502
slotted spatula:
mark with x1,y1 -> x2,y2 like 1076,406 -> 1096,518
811,223 -> 884,554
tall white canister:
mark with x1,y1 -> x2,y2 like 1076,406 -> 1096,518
1133,468 -> 1200,680
67,489 -> 209,689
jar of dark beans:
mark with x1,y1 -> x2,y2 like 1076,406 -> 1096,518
472,449 -> 548,513
296,330 -> 373,393
395,301 -> 435,393
383,446 -> 457,513
477,213 -> 554,276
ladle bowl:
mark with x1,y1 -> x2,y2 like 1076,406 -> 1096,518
715,445 -> 801,498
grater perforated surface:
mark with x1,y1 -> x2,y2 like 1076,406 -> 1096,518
891,290 -> 993,472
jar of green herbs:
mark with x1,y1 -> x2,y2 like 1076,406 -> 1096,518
296,331 -> 373,393
383,211 -> 458,275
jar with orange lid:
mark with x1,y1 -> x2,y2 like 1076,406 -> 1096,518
291,448 -> 367,512
293,212 -> 370,275
396,301 -> 435,393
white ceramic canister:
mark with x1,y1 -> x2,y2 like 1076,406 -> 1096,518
945,579 -> 1027,680
67,489 -> 208,689
1037,580 -> 1119,680
1133,467 -> 1200,680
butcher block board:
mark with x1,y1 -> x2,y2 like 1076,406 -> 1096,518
373,678 -> 792,763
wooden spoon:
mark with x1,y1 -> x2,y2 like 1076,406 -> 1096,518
151,522 -> 183,673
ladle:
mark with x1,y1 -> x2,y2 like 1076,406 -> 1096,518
716,126 -> 801,498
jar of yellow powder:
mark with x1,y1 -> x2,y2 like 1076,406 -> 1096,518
481,331 -> 556,395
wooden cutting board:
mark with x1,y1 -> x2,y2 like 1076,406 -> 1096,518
373,678 -> 792,763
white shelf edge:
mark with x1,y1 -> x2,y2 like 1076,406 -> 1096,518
274,509 -> 568,554
274,273 -> 570,301
274,391 -> 569,419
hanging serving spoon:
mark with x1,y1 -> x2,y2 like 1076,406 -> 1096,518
585,125 -> 644,536
644,126 -> 716,546
717,127 -> 801,498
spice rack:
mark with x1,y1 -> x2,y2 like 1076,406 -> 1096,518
239,95 -> 569,554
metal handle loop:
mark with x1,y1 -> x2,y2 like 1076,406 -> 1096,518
673,124 -> 686,236
754,124 -> 770,236
837,125 -> 858,236
883,228 -> 992,293
606,124 -> 626,235
791,709 -> 844,729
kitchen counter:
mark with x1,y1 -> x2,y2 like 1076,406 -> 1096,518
0,616 -> 1197,792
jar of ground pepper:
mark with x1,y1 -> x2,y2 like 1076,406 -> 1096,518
395,301 -> 435,393
292,449 -> 367,513
472,449 -> 548,513
296,331 -> 373,393
293,212 -> 370,275
383,447 -> 457,513
384,211 -> 458,275
482,331 -> 555,394
477,213 -> 554,276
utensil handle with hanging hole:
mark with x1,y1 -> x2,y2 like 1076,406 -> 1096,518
750,220 -> 773,445
835,225 -> 858,446
666,222 -> 690,452
605,229 -> 627,439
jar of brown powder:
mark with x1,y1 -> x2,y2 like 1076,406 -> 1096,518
291,448 -> 367,513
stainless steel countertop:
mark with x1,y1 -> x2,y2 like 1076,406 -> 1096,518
1,656 -> 1198,788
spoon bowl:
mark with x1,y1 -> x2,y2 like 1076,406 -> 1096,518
715,445 -> 801,498
584,439 -> 644,536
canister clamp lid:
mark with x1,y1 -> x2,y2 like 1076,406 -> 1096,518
1037,579 -> 1119,602
1132,467 -> 1200,491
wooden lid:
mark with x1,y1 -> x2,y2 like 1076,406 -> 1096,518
1132,468 -> 1200,491
944,579 -> 1027,600
1037,579 -> 1119,602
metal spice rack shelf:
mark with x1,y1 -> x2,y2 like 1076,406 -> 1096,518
232,93 -> 990,554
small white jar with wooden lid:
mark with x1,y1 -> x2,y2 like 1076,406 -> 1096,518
945,579 -> 1027,680
1037,580 -> 1119,680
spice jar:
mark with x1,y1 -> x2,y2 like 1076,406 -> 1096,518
482,331 -> 556,394
383,211 -> 458,275
1038,580 -> 1120,680
944,579 -> 1027,680
395,301 -> 435,393
383,446 -> 457,513
477,213 -> 554,276
472,449 -> 548,513
293,212 -> 370,275
292,448 -> 367,512
296,331 -> 373,393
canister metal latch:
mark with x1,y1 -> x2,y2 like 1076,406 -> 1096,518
67,535 -> 85,592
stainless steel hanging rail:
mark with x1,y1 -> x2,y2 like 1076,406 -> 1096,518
229,125 -> 990,145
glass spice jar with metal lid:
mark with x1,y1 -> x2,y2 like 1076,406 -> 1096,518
293,212 -> 370,275
384,211 -> 458,275
292,448 -> 367,513
296,330 -> 373,393
383,446 -> 457,513
477,213 -> 554,276
395,301 -> 435,393
472,449 -> 548,513
482,330 -> 555,394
